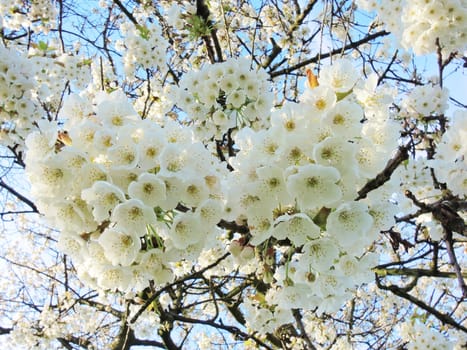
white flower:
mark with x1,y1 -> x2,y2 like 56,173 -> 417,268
60,93 -> 92,128
219,74 -> 239,94
169,212 -> 204,249
315,270 -> 346,298
355,137 -> 388,178
108,140 -> 140,170
446,165 -> 467,197
136,125 -> 167,170
164,119 -> 194,144
326,201 -> 374,248
82,181 -> 125,223
24,120 -> 58,161
28,159 -> 71,199
98,227 -> 141,266
354,73 -> 394,114
271,284 -> 316,310
111,199 -> 157,236
300,86 -> 337,115
312,136 -> 358,175
302,237 -> 340,272
237,183 -> 275,218
55,148 -> 88,172
97,265 -> 132,291
57,232 -> 85,262
128,172 -> 166,207
181,177 -> 209,207
337,253 -> 374,286
226,89 -> 246,109
95,90 -> 138,127
212,110 -> 236,130
158,143 -> 188,175
270,102 -> 307,140
157,175 -> 185,210
286,164 -> 342,209
196,199 -> 223,226
139,248 -> 164,274
82,241 -> 110,270
108,168 -> 142,193
256,165 -> 291,204
68,119 -> 100,151
249,214 -> 274,245
435,110 -> 467,162
319,58 -> 359,93
323,100 -> 363,138
368,201 -> 398,232
77,162 -> 108,191
93,128 -> 116,151
46,199 -> 97,233
272,213 -> 321,246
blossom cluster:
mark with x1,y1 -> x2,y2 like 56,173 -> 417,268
0,44 -> 38,147
175,57 -> 273,139
23,58 -> 400,306
0,41 -> 91,150
430,110 -> 467,197
25,90 -> 227,292
0,0 -> 57,33
398,321 -> 454,350
30,52 -> 92,108
225,59 -> 399,318
400,84 -> 449,119
356,0 -> 467,55
116,19 -> 169,78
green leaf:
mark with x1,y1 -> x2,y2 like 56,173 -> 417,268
38,41 -> 48,51
136,24 -> 151,40
313,206 -> 331,230
336,89 -> 353,101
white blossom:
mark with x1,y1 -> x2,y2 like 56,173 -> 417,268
98,227 -> 141,266
111,199 -> 157,236
286,164 -> 342,209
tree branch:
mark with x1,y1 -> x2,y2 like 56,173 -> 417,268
444,229 -> 467,298
292,309 -> 316,350
270,30 -> 390,77
373,267 -> 467,279
356,143 -> 409,200
0,326 -> 12,335
376,275 -> 467,333
0,178 -> 38,213
129,253 -> 230,324
164,311 -> 274,350
113,0 -> 138,25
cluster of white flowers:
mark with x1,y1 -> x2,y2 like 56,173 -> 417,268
23,58 -> 400,306
356,0 -> 467,55
227,59 -> 398,315
116,19 -> 169,77
393,158 -> 443,207
175,57 -> 273,138
30,52 -> 92,107
0,44 -> 38,147
398,321 -> 454,349
0,42 -> 91,150
0,0 -> 57,32
25,89 -> 227,292
400,85 -> 450,119
163,2 -> 196,32
429,110 -> 467,197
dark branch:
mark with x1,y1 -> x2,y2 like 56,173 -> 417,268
356,143 -> 409,200
270,30 -> 390,77
0,178 -> 38,213
113,0 -> 138,25
376,275 -> 467,333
